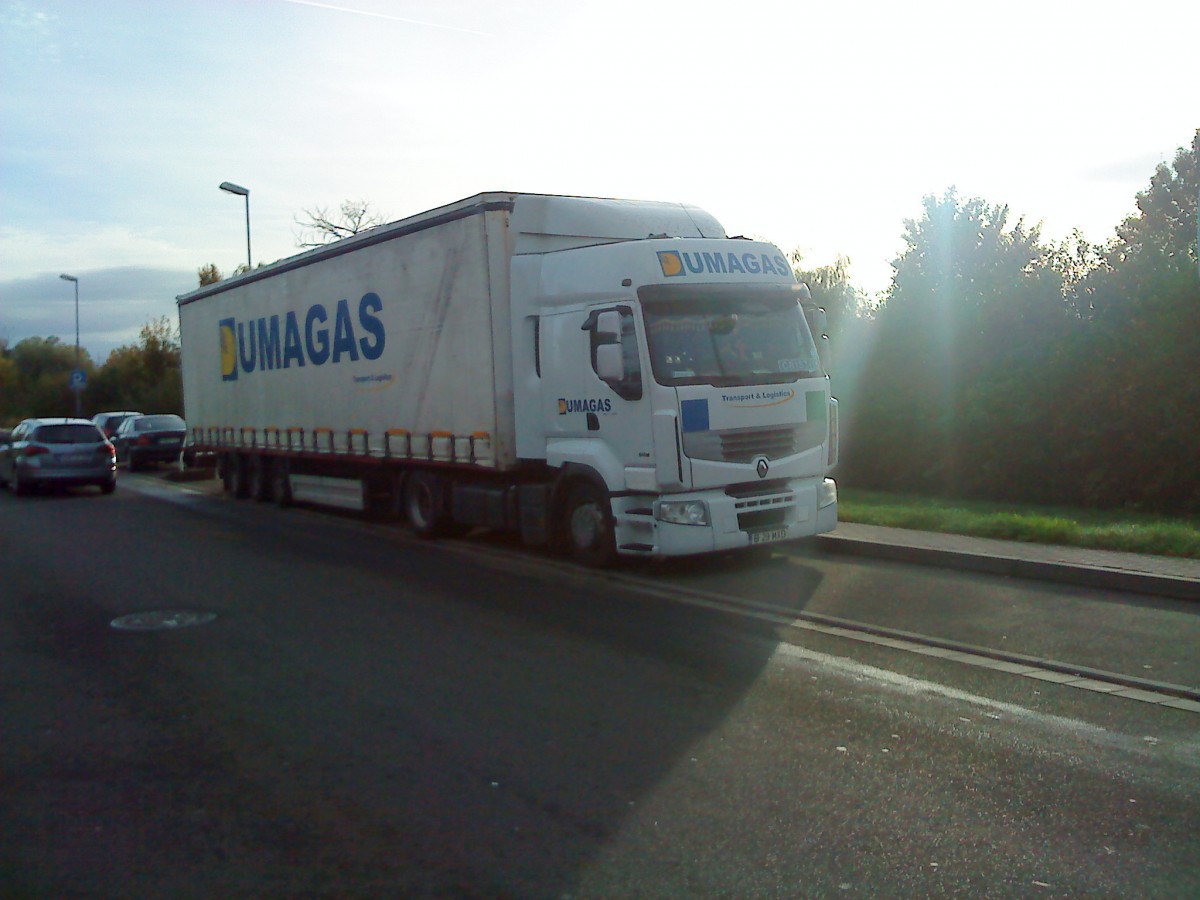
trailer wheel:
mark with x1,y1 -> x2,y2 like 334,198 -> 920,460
270,459 -> 292,507
563,481 -> 617,568
404,471 -> 450,538
248,457 -> 270,502
222,454 -> 249,499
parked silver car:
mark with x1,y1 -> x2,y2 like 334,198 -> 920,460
0,418 -> 117,495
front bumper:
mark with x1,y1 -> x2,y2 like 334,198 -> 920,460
613,477 -> 837,558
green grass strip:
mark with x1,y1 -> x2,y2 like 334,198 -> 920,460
838,489 -> 1200,560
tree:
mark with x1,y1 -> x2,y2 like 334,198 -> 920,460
788,252 -> 868,341
88,318 -> 183,415
1113,129 -> 1199,269
0,340 -> 19,423
1075,129 -> 1199,326
198,263 -> 222,286
294,200 -> 385,247
0,336 -> 94,421
845,190 -> 1072,499
1052,129 -> 1200,511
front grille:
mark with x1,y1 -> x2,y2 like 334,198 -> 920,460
682,420 -> 825,463
726,479 -> 790,498
732,487 -> 795,531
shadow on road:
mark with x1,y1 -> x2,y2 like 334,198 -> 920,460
1,485 -> 824,897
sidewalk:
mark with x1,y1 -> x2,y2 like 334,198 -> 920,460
816,522 -> 1200,601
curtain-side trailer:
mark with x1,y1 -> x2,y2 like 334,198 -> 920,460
178,191 -> 838,566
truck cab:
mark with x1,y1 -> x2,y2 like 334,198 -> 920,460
515,227 -> 838,565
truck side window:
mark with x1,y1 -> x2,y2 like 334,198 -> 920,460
584,306 -> 642,401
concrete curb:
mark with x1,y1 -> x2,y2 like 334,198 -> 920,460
815,534 -> 1200,602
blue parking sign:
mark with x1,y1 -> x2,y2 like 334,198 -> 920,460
69,369 -> 87,391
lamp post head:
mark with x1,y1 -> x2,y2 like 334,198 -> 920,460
219,181 -> 250,196
60,273 -> 78,283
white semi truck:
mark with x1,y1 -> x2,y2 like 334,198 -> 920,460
178,192 -> 838,565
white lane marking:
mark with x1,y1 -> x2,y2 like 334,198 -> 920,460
769,642 -> 1200,765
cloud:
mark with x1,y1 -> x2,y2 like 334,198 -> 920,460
278,0 -> 491,35
1085,153 -> 1171,184
0,266 -> 195,362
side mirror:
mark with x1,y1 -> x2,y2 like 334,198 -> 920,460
596,310 -> 621,341
595,310 -> 625,382
597,343 -> 624,382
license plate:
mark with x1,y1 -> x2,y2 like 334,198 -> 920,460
60,453 -> 91,464
749,527 -> 788,544
157,438 -> 181,445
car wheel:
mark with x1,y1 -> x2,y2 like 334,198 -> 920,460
127,452 -> 140,472
562,481 -> 617,568
11,469 -> 29,497
100,478 -> 116,495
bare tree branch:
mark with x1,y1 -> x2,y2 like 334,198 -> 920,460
294,200 -> 385,248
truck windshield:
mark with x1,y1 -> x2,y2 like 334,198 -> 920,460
639,284 -> 822,387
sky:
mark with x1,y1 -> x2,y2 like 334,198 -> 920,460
1,0 -> 1196,363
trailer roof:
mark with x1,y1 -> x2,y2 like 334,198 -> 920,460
177,192 -> 724,306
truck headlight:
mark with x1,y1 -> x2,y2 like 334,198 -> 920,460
656,499 -> 710,526
819,478 -> 837,509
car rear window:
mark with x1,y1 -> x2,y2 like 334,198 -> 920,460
33,424 -> 104,444
136,415 -> 185,431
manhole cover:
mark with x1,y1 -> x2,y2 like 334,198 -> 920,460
110,610 -> 217,631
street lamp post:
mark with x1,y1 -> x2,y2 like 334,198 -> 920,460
219,181 -> 252,271
59,273 -> 81,416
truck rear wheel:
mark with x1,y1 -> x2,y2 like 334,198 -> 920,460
563,482 -> 617,568
404,471 -> 450,538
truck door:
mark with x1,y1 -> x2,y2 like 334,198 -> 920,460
542,304 -> 652,479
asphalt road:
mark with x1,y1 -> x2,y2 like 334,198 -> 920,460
2,475 -> 1198,898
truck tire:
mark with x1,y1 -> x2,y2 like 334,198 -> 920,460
563,481 -> 617,568
222,454 -> 249,499
270,459 -> 292,507
248,457 -> 270,502
404,471 -> 451,538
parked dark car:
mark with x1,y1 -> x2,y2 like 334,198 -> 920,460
111,414 -> 187,471
92,410 -> 142,440
0,418 -> 116,495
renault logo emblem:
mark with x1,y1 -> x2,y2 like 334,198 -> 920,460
754,456 -> 770,479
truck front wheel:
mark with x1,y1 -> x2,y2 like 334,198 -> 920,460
563,482 -> 617,568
